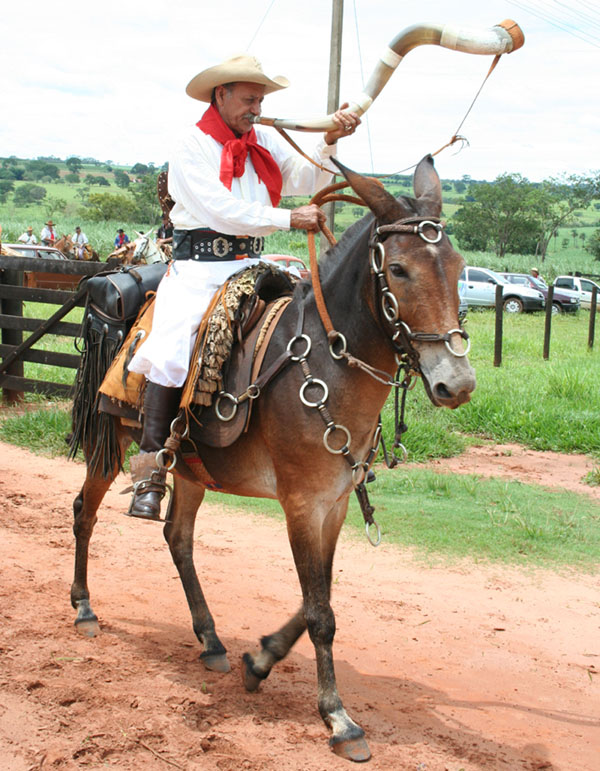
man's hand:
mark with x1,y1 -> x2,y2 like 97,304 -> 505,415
290,204 -> 327,232
324,102 -> 361,146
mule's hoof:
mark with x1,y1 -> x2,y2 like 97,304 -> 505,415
200,653 -> 231,673
75,619 -> 100,638
330,735 -> 371,763
241,652 -> 266,692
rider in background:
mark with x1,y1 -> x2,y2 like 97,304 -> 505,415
72,226 -> 89,259
114,229 -> 130,249
40,220 -> 57,246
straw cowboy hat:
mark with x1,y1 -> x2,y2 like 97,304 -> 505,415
186,55 -> 289,102
45,220 -> 55,226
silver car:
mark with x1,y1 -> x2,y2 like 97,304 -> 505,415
459,266 -> 545,313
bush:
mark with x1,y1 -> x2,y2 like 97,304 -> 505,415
80,192 -> 137,221
13,183 -> 47,206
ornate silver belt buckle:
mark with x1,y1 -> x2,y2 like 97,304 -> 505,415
212,236 -> 231,257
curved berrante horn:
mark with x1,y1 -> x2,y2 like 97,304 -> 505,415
253,19 -> 524,132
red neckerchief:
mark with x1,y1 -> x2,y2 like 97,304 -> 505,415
196,104 -> 282,207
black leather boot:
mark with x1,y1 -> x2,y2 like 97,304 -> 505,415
127,382 -> 182,521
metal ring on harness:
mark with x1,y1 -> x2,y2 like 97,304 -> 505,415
369,241 -> 386,273
444,328 -> 471,357
215,391 -> 238,422
417,220 -> 443,243
366,519 -> 382,547
155,447 -> 177,471
323,424 -> 351,454
300,378 -> 329,408
329,331 -> 348,360
382,291 -> 399,323
352,462 -> 369,486
287,333 -> 312,361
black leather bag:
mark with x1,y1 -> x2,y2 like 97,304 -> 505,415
86,263 -> 168,321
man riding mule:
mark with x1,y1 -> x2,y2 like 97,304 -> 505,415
126,54 -> 361,520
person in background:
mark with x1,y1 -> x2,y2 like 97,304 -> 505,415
156,214 -> 173,248
41,220 -> 57,246
72,225 -> 89,260
114,229 -> 130,249
18,226 -> 38,246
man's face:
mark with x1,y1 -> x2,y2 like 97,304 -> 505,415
215,82 -> 265,136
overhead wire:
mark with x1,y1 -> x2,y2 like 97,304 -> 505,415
505,0 -> 600,48
352,0 -> 375,174
246,0 -> 278,51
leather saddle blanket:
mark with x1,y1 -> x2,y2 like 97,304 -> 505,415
98,262 -> 294,447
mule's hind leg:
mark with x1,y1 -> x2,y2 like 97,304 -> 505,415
163,476 -> 230,673
71,472 -> 114,637
243,496 -> 370,761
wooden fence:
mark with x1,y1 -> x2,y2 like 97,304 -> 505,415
0,254 -> 106,402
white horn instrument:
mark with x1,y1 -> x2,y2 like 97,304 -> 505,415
253,19 -> 524,132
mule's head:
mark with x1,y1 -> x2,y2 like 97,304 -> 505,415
332,155 -> 476,408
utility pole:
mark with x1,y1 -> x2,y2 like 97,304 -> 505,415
321,0 -> 343,255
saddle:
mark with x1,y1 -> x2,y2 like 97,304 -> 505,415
96,262 -> 295,448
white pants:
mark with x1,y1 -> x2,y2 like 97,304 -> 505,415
128,257 -> 262,387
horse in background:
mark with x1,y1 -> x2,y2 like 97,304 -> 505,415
55,234 -> 99,261
107,229 -> 170,265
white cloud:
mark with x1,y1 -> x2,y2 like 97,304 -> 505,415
1,0 -> 598,181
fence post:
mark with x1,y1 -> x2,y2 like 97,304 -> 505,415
543,285 -> 553,360
0,266 -> 24,403
589,287 -> 597,350
494,285 -> 503,367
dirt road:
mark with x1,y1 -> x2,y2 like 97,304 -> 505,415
0,441 -> 598,770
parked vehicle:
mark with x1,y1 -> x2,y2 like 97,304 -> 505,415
459,266 -> 545,313
553,275 -> 600,311
501,272 -> 580,314
1,243 -> 80,290
264,254 -> 310,279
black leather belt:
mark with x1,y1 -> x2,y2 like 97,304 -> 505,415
173,229 -> 264,262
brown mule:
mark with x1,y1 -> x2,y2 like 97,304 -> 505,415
70,156 -> 475,762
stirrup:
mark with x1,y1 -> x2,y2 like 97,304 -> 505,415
125,479 -> 173,522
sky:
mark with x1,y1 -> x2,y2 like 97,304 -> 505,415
1,0 -> 599,183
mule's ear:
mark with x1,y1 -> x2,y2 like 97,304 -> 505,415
413,154 -> 442,217
331,157 -> 401,224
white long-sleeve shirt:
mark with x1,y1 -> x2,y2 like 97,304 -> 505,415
130,124 -> 338,387
167,124 -> 337,235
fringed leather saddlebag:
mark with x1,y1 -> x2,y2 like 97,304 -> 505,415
69,263 -> 168,478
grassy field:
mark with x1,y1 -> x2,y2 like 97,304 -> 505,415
1,308 -> 599,569
2,158 -> 600,281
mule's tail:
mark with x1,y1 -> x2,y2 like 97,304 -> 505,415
69,308 -> 125,478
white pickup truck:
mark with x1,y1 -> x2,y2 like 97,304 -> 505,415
553,275 -> 600,310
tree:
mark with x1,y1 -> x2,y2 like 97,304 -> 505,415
13,183 -> 47,206
114,169 -> 131,189
43,196 -> 67,219
65,172 -> 80,184
453,174 -> 539,257
25,160 -> 59,181
79,191 -> 137,221
130,162 -> 150,177
530,172 -> 600,261
130,171 -> 161,223
0,180 -> 15,203
586,230 -> 600,260
66,156 -> 83,173
571,229 -> 578,247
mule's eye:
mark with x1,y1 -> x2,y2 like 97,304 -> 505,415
388,263 -> 407,278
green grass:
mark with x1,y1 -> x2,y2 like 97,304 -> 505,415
205,469 -> 600,570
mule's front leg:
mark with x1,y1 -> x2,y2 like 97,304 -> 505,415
290,499 -> 370,762
163,477 -> 230,673
299,553 -> 370,761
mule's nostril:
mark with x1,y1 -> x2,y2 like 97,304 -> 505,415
434,383 -> 453,400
